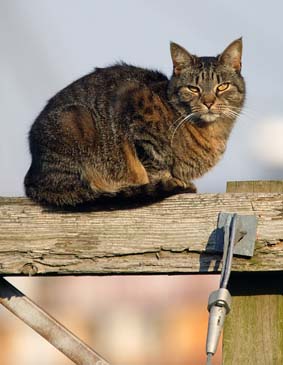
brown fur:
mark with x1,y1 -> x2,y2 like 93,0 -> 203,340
24,39 -> 245,207
122,141 -> 149,185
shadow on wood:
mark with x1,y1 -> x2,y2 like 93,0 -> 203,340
0,187 -> 282,275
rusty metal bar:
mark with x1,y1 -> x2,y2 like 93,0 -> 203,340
0,277 -> 110,365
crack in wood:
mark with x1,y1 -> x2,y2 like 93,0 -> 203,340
0,193 -> 282,275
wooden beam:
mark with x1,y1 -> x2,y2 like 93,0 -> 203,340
223,181 -> 283,365
0,189 -> 282,275
227,180 -> 283,193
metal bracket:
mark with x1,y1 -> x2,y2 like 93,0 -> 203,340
215,212 -> 257,257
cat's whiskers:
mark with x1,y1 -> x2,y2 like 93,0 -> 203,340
191,106 -> 203,114
228,105 -> 255,120
223,108 -> 240,118
230,109 -> 252,120
214,105 -> 254,123
216,105 -> 241,120
170,112 -> 196,146
169,114 -> 185,130
222,110 -> 239,119
238,109 -> 255,120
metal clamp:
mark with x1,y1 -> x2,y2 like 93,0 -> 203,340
206,288 -> 231,355
205,212 -> 257,365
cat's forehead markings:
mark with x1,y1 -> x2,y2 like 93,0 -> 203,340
216,74 -> 221,84
210,69 -> 219,82
197,69 -> 215,83
198,57 -> 217,68
192,57 -> 218,82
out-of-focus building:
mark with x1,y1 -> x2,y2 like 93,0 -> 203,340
0,276 -> 221,365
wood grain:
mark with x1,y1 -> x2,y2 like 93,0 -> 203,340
0,190 -> 282,275
223,180 -> 283,365
223,292 -> 283,365
227,180 -> 283,193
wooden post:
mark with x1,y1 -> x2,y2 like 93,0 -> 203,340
223,181 -> 283,365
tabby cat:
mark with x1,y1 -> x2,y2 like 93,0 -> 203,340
24,38 -> 245,207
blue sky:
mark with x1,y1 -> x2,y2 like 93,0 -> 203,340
1,0 -> 282,196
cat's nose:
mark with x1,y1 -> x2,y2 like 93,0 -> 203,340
203,101 -> 214,109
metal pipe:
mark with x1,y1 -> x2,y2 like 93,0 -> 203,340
0,277 -> 110,365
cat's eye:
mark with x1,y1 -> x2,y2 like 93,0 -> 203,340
217,83 -> 230,92
187,85 -> 200,93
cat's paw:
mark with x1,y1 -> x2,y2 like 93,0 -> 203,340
163,178 -> 196,193
184,181 -> 197,193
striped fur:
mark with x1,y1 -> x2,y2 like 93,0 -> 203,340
24,39 -> 245,207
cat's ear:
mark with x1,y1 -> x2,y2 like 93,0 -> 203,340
219,38 -> 243,71
170,42 -> 195,76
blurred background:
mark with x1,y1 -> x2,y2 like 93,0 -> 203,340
0,1 -> 282,364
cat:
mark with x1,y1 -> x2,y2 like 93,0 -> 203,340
24,38 -> 245,207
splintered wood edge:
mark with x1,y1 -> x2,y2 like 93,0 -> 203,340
0,191 -> 282,275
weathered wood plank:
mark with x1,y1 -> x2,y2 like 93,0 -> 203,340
223,181 -> 283,365
227,180 -> 283,193
223,273 -> 283,365
223,287 -> 283,364
0,191 -> 282,275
